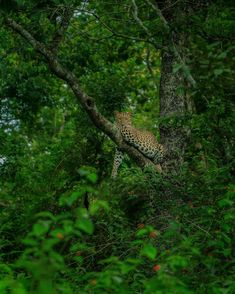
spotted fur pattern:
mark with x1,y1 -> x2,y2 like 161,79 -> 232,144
111,112 -> 164,178
111,148 -> 124,178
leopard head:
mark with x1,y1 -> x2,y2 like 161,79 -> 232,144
115,111 -> 132,127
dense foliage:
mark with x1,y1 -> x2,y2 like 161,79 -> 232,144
0,1 -> 234,293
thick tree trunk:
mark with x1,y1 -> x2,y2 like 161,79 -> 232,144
156,0 -> 196,174
159,42 -> 192,173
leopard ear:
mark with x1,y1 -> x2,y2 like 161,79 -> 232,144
114,111 -> 121,119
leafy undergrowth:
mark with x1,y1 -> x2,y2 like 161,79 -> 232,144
0,167 -> 234,294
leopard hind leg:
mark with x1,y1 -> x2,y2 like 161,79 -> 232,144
111,148 -> 124,178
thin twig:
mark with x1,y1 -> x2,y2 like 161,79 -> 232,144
183,218 -> 213,237
132,0 -> 151,35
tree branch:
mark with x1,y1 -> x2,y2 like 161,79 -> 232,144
5,18 -> 158,172
50,6 -> 74,54
131,0 -> 163,51
76,8 -> 162,49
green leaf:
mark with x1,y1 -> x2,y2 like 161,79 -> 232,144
78,167 -> 91,176
35,211 -> 56,221
223,213 -> 234,221
99,256 -> 119,264
0,264 -> 12,276
182,64 -> 191,77
11,283 -> 27,294
168,255 -> 188,270
76,208 -> 89,219
22,238 -> 38,246
131,240 -> 143,246
218,198 -> 233,207
32,221 -> 51,237
218,51 -> 227,59
90,200 -> 109,215
214,68 -> 224,76
59,190 -> 84,207
76,218 -> 94,235
173,63 -> 182,74
141,244 -> 157,260
136,228 -> 148,238
50,251 -> 64,265
120,259 -> 140,274
112,276 -> 123,284
87,173 -> 98,184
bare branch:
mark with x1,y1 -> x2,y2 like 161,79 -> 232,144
5,18 -> 159,172
50,6 -> 74,54
77,8 -> 162,49
131,0 -> 151,35
131,0 -> 164,51
145,0 -> 168,27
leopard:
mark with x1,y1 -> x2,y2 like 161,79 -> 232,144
111,112 -> 164,178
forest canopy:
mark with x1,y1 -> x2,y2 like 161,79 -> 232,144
0,1 -> 234,293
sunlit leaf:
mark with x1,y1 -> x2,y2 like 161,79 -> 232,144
90,200 -> 109,215
87,173 -> 98,184
76,218 -> 94,235
141,244 -> 157,260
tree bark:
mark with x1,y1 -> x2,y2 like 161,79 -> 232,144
150,1 -> 195,173
159,37 -> 193,173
